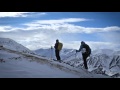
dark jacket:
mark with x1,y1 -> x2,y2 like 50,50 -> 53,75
54,42 -> 59,50
78,43 -> 91,55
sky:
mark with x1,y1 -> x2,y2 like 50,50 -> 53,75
0,12 -> 120,51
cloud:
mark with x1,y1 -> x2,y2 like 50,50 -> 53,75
0,26 -> 26,32
0,28 -> 57,50
1,27 -> 120,50
0,18 -> 120,50
34,18 -> 90,24
23,18 -> 120,33
0,12 -> 46,18
0,12 -> 29,17
0,26 -> 13,32
87,41 -> 119,50
1,18 -> 120,34
1,24 -> 120,34
97,31 -> 120,43
63,41 -> 120,51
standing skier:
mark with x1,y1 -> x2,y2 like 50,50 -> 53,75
54,39 -> 63,62
76,41 -> 91,70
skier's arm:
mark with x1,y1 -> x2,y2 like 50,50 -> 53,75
54,43 -> 56,48
76,45 -> 83,52
54,43 -> 58,50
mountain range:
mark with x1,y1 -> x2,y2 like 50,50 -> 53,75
34,47 -> 120,78
0,37 -> 119,78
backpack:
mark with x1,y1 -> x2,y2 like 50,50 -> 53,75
82,44 -> 91,55
58,42 -> 63,51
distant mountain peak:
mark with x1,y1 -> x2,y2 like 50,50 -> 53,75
0,37 -> 35,54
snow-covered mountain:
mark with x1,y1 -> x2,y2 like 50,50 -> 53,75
0,38 -> 35,54
34,48 -> 120,78
35,48 -> 78,61
0,38 -> 110,78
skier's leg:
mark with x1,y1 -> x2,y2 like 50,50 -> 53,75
55,50 -> 58,60
58,50 -> 61,60
82,54 -> 88,69
56,50 -> 60,60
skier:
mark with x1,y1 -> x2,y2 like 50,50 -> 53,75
76,41 -> 91,70
54,39 -> 63,62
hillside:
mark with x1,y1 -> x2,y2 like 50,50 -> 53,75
0,38 -> 35,54
34,48 -> 120,78
0,38 -> 110,78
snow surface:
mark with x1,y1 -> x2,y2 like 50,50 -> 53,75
34,48 -> 120,78
0,49 -> 79,78
0,48 -> 110,78
0,38 -> 110,78
0,38 -> 35,54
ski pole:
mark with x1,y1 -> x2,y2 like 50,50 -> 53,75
75,52 -> 77,59
51,46 -> 53,60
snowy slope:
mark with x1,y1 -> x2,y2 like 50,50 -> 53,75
0,49 -> 80,78
34,48 -> 120,78
0,38 -> 35,54
0,38 -> 110,78
0,47 -> 110,78
68,50 -> 120,78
